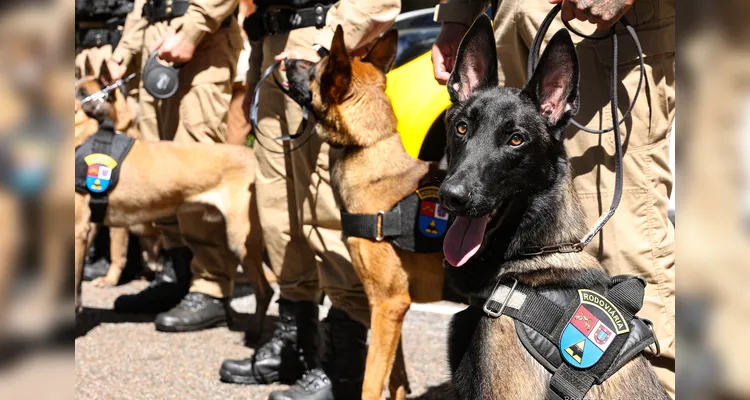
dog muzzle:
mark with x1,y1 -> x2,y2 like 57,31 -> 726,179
143,51 -> 180,99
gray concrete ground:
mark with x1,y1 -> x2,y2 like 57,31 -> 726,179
75,280 -> 461,400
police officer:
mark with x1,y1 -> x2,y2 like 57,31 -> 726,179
75,0 -> 135,76
106,0 -> 245,332
218,1 -> 400,399
432,0 -> 675,396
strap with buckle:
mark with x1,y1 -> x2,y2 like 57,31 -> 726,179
262,3 -> 333,36
341,205 -> 402,242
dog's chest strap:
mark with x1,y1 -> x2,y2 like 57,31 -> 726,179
340,184 -> 450,253
469,276 -> 658,400
74,118 -> 135,224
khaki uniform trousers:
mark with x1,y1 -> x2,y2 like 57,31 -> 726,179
253,27 -> 370,327
137,21 -> 242,298
492,0 -> 675,395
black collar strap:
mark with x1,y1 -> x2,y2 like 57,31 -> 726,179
341,205 -> 403,242
470,275 -> 658,400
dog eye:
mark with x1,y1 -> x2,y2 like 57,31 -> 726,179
456,122 -> 468,136
509,134 -> 524,146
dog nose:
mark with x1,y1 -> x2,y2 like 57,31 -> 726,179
439,184 -> 469,214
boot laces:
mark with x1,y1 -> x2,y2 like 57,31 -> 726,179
255,316 -> 295,360
296,368 -> 330,392
176,292 -> 208,312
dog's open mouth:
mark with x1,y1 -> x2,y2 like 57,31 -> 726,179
444,201 -> 509,267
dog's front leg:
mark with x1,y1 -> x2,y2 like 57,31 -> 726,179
93,227 -> 128,287
350,239 -> 412,400
388,337 -> 411,400
74,194 -> 93,313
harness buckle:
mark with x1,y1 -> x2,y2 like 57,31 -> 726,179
642,318 -> 661,357
483,278 -> 518,318
375,210 -> 385,241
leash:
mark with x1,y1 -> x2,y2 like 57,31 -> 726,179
79,73 -> 137,105
520,4 -> 645,256
249,60 -> 316,154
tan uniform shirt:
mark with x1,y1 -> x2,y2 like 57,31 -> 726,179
112,0 -> 242,86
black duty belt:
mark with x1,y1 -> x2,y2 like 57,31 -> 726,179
74,119 -> 135,224
340,176 -> 449,253
243,2 -> 333,40
143,0 -> 236,28
469,275 -> 660,400
76,28 -> 124,48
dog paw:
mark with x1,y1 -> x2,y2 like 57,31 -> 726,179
92,277 -> 117,288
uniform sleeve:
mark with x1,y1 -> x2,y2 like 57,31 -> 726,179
313,0 -> 401,53
180,0 -> 240,46
111,0 -> 148,67
434,0 -> 489,26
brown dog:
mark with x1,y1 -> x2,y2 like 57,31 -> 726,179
74,67 -> 272,340
287,28 -> 444,399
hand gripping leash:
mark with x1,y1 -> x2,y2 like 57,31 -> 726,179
520,4 -> 646,256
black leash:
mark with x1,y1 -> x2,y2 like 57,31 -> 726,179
249,60 -> 316,154
520,4 -> 645,256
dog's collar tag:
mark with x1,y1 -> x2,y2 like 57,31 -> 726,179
143,51 -> 180,99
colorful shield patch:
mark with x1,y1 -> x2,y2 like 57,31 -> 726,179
559,289 -> 630,369
84,153 -> 118,193
416,186 -> 448,238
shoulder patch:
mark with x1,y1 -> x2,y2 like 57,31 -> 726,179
559,289 -> 630,369
416,186 -> 448,238
84,153 -> 118,193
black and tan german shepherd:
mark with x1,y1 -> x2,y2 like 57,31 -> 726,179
436,15 -> 669,399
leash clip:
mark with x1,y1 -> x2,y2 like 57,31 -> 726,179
642,318 -> 661,357
483,278 -> 518,318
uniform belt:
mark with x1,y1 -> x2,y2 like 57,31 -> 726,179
262,4 -> 332,35
76,28 -> 124,48
143,0 -> 237,28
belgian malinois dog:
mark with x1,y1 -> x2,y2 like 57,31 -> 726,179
76,57 -> 161,288
286,28 -> 445,399
74,63 -> 272,340
436,16 -> 668,399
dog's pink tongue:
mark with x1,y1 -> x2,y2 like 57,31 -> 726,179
444,215 -> 489,267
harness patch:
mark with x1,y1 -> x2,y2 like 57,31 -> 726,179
416,186 -> 448,238
560,289 -> 630,369
84,153 -> 118,193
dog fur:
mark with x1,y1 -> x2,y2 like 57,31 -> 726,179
74,64 -> 272,340
437,15 -> 668,399
286,28 -> 445,400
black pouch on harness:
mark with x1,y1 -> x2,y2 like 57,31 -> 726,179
340,171 -> 450,253
75,119 -> 135,223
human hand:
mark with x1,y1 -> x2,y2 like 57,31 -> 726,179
273,49 -> 320,88
152,29 -> 196,64
549,0 -> 634,31
432,22 -> 469,85
105,59 -> 127,83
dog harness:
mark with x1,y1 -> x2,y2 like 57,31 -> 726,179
340,173 -> 450,253
470,275 -> 659,400
75,118 -> 134,224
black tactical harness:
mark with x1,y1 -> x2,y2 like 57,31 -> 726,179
74,119 -> 134,224
469,275 -> 659,400
340,173 -> 449,253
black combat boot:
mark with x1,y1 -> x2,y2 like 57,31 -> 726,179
268,308 -> 368,400
220,299 -> 319,385
154,292 -> 231,332
113,247 -> 192,314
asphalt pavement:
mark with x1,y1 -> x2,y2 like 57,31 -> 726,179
75,280 -> 462,400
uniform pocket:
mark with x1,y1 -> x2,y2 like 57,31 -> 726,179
178,83 -> 232,143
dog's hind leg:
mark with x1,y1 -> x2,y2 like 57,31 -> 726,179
93,227 -> 128,287
388,336 -> 411,400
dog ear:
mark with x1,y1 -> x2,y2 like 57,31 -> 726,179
363,30 -> 398,73
321,25 -> 351,102
100,59 -> 113,85
84,56 -> 95,78
75,65 -> 82,80
522,29 -> 580,127
447,14 -> 498,103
